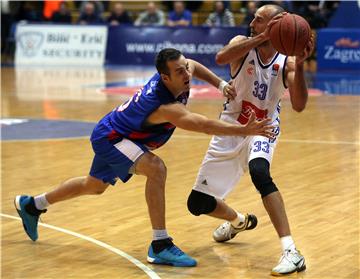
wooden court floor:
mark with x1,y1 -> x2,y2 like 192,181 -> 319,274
1,66 -> 359,279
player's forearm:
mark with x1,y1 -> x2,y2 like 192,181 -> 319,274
290,63 -> 308,112
201,119 -> 248,136
192,60 -> 222,89
216,34 -> 268,65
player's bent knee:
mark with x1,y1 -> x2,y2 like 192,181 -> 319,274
187,190 -> 217,216
86,176 -> 109,195
147,156 -> 167,179
249,158 -> 278,198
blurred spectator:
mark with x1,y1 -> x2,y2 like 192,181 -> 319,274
43,0 -> 63,21
51,2 -> 72,23
162,1 -> 202,12
107,2 -> 132,26
204,1 -> 235,27
167,1 -> 192,27
290,1 -> 338,29
78,1 -> 104,25
273,0 -> 293,12
319,1 -> 340,23
134,2 -> 165,26
78,1 -> 104,16
1,0 -> 21,53
241,1 -> 257,26
17,1 -> 43,22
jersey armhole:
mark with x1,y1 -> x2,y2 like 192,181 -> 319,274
282,56 -> 288,89
230,52 -> 249,79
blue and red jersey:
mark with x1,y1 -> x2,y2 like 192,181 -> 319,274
91,73 -> 189,150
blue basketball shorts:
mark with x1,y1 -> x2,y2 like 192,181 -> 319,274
89,137 -> 148,185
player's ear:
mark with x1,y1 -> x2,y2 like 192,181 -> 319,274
161,73 -> 170,82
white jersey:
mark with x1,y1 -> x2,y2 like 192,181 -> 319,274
192,48 -> 288,199
224,48 -> 288,124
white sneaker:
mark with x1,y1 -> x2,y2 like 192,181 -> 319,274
271,249 -> 306,276
213,213 -> 258,242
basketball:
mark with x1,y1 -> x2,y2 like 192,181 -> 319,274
269,14 -> 311,56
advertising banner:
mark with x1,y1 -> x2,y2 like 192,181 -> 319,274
317,29 -> 360,72
15,24 -> 108,66
106,26 -> 245,67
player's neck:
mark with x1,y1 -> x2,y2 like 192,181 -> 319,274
163,80 -> 183,98
257,45 -> 277,64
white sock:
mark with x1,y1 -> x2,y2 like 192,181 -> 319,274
230,212 -> 246,228
34,193 -> 50,210
280,235 -> 296,252
153,229 -> 169,241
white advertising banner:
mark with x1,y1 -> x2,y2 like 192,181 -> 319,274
15,24 -> 108,66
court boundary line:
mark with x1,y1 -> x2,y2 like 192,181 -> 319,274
1,135 -> 359,145
172,134 -> 360,145
0,213 -> 161,279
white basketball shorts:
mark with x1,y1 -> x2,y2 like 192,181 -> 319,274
193,113 -> 280,199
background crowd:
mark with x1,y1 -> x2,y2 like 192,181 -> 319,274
1,0 -> 340,71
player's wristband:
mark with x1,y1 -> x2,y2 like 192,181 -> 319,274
218,80 -> 228,95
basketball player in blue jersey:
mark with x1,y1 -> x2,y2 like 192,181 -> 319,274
186,5 -> 314,275
14,48 -> 275,267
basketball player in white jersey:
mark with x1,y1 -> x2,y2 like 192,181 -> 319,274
186,4 -> 314,275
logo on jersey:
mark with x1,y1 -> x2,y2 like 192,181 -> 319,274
271,64 -> 280,76
238,100 -> 268,125
247,67 -> 254,75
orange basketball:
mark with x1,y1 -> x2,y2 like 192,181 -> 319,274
269,14 -> 311,56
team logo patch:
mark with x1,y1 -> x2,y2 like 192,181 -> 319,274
238,101 -> 268,125
247,67 -> 254,75
272,64 -> 280,76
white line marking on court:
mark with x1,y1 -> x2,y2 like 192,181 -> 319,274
2,134 -> 359,146
1,213 -> 161,279
172,134 -> 360,145
1,136 -> 89,143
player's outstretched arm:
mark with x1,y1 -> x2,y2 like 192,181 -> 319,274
188,59 -> 236,100
156,103 -> 275,138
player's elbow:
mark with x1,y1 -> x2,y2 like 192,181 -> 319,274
215,52 -> 227,65
292,104 -> 306,112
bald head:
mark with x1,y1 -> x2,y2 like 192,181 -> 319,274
258,4 -> 285,18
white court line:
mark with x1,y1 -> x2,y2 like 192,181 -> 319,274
2,135 -> 359,146
1,213 -> 161,279
172,134 -> 360,145
1,136 -> 89,143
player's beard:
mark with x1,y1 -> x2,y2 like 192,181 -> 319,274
251,28 -> 270,47
259,40 -> 271,47
250,28 -> 256,37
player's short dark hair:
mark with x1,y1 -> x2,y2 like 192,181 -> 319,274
155,48 -> 182,75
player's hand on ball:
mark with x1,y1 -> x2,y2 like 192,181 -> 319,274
243,111 -> 276,139
263,12 -> 288,40
296,33 -> 315,64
